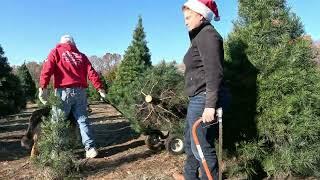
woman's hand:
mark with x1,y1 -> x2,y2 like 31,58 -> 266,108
202,108 -> 215,123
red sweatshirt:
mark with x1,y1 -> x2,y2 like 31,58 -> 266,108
40,43 -> 103,89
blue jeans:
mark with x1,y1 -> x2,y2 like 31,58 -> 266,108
184,93 -> 218,180
55,88 -> 95,150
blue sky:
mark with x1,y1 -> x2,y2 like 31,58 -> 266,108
0,0 -> 319,66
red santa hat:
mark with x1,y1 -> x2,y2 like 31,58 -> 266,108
184,0 -> 220,21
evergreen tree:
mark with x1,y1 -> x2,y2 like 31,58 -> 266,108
87,83 -> 100,102
0,45 -> 26,116
17,63 -> 37,101
104,66 -> 118,85
108,16 -> 152,106
87,74 -> 108,101
34,95 -> 79,179
224,0 -> 320,178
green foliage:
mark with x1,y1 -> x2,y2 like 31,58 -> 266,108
104,66 -> 118,85
224,0 -> 320,178
0,46 -> 11,76
34,94 -> 80,177
87,75 -> 108,102
110,61 -> 187,134
134,61 -> 187,131
87,83 -> 100,102
34,95 -> 79,179
109,16 -> 152,106
16,63 -> 37,101
108,17 -> 187,136
0,45 -> 26,116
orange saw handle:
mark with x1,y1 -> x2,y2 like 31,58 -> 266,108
192,118 -> 214,180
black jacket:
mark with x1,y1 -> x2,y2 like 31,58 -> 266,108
183,21 -> 224,108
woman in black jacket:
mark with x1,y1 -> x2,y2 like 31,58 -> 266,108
174,0 -> 225,180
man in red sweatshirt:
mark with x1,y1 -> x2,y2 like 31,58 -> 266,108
39,35 -> 106,158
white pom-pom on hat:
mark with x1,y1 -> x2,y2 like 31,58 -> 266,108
184,0 -> 220,21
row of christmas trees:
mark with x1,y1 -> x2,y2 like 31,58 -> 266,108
0,0 -> 319,178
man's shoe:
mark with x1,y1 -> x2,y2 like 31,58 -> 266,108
86,147 -> 98,158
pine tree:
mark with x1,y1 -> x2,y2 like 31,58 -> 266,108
0,45 -> 26,116
17,63 -> 37,102
87,83 -> 100,102
108,16 -> 152,106
87,74 -> 108,101
34,96 -> 78,179
224,0 -> 320,178
104,66 -> 118,85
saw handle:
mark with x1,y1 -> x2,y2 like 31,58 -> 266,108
192,108 -> 223,180
192,118 -> 214,180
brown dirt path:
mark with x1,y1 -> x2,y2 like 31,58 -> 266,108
0,102 -> 185,180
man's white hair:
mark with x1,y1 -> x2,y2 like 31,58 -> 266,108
60,34 -> 75,45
